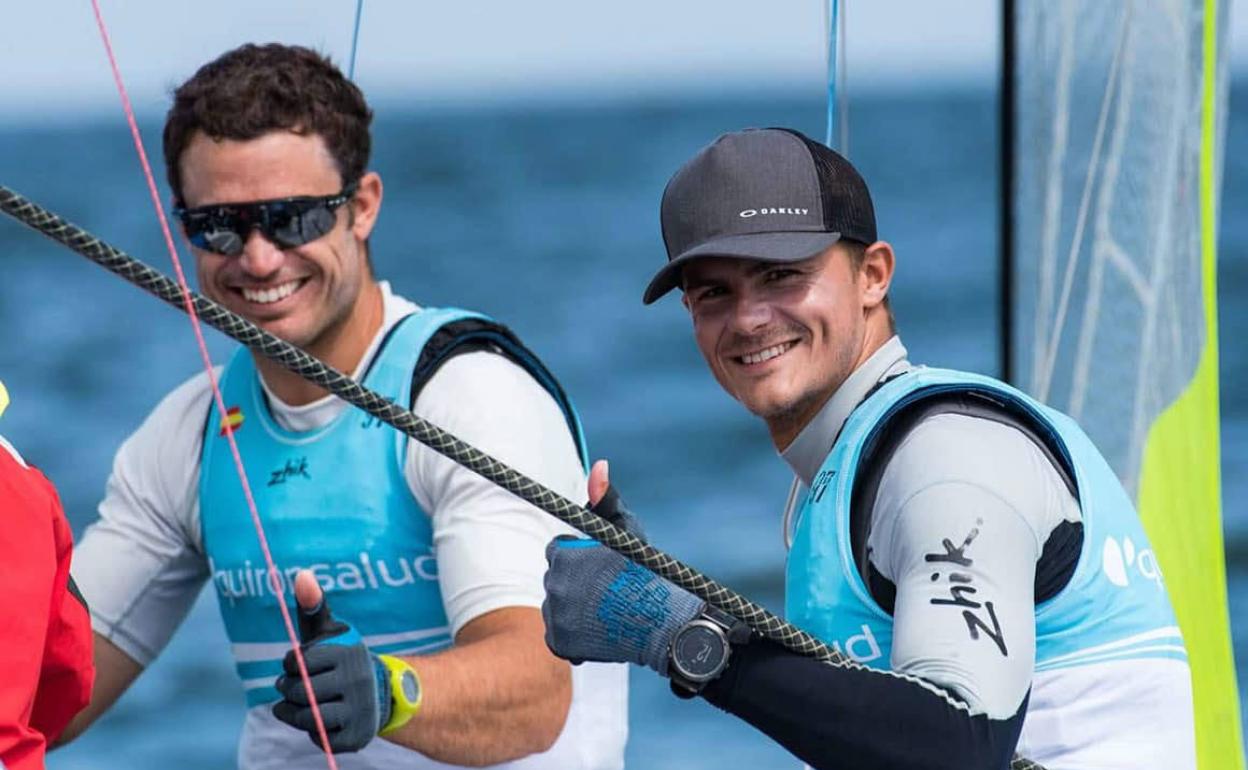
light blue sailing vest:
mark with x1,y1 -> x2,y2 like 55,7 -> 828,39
201,307 -> 588,706
785,367 -> 1186,675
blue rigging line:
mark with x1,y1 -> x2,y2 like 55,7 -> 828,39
825,0 -> 838,148
348,0 -> 365,79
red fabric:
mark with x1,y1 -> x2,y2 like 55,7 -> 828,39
0,443 -> 94,770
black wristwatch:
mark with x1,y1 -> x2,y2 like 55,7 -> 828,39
668,605 -> 750,695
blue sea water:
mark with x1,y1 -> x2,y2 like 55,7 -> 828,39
0,84 -> 1243,767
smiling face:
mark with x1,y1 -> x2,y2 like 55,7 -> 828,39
682,242 -> 893,449
178,129 -> 382,363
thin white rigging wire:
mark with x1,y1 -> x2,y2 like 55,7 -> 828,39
1035,3 -> 1134,403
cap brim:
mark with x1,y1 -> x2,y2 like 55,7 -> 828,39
642,230 -> 843,304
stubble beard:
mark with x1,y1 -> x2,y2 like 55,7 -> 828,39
753,384 -> 825,443
297,289 -> 358,359
753,341 -> 859,447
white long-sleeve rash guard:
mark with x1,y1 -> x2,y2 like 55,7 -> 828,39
869,409 -> 1081,718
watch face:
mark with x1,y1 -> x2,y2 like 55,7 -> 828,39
672,623 -> 727,680
399,670 -> 420,704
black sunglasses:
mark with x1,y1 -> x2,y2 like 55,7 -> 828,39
173,183 -> 357,256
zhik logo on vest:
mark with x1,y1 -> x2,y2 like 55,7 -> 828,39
209,550 -> 439,607
267,456 -> 311,487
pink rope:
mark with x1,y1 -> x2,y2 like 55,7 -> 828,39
87,4 -> 339,766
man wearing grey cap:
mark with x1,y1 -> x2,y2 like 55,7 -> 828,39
542,128 -> 1197,769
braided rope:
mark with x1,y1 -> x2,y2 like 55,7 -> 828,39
0,184 -> 1045,770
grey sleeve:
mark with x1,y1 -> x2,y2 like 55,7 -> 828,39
71,375 -> 214,666
868,413 -> 1080,719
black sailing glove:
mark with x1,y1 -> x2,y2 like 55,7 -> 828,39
590,484 -> 647,541
272,596 -> 391,753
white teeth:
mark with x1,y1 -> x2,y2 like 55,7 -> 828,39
242,280 -> 300,305
740,342 -> 795,365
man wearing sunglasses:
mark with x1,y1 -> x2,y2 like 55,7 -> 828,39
61,44 -> 627,769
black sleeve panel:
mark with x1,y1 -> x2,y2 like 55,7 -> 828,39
698,636 -> 1028,770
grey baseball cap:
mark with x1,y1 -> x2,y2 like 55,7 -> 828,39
644,127 -> 877,304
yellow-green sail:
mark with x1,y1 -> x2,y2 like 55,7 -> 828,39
1011,0 -> 1242,766
1137,1 -> 1241,764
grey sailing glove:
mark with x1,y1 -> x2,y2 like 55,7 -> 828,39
542,536 -> 704,676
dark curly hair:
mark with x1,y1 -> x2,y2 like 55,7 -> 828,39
163,44 -> 373,204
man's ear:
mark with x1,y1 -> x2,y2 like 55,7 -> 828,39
350,171 -> 383,242
859,240 -> 895,309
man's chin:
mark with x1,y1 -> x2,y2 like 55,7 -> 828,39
743,388 -> 828,428
739,392 -> 800,422
249,316 -> 313,349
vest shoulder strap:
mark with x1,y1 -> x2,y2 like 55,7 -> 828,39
407,316 -> 588,467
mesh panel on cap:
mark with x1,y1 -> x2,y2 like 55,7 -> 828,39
773,128 -> 877,244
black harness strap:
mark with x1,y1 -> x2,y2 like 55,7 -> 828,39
407,317 -> 587,465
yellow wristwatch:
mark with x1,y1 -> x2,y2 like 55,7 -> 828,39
377,654 -> 422,735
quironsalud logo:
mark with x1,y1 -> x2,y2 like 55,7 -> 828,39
831,624 -> 883,664
1101,535 -> 1164,590
209,550 -> 439,607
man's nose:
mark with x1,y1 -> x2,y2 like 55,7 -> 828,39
729,290 -> 774,332
237,229 -> 284,277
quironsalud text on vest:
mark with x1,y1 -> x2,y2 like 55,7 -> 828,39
209,549 -> 439,608
828,624 -> 884,664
